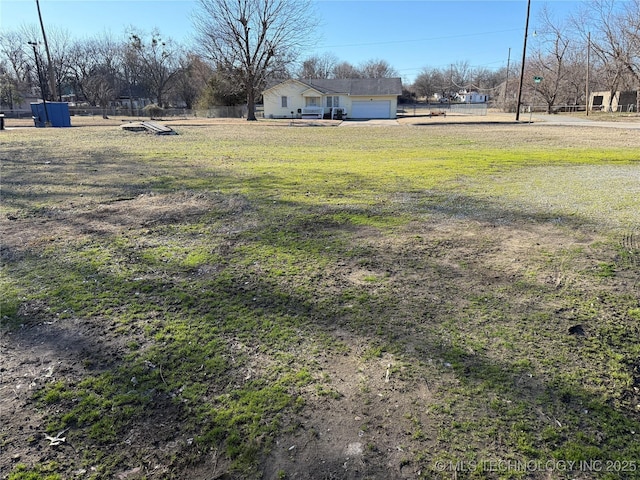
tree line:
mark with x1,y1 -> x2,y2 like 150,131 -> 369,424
413,0 -> 639,113
522,0 -> 640,113
1,0 -> 638,118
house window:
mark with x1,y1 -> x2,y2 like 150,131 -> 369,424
281,96 -> 287,108
327,96 -> 339,108
305,97 -> 319,107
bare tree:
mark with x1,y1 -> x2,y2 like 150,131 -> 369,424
174,53 -> 211,109
563,51 -> 588,105
499,63 -> 521,112
47,27 -> 73,101
332,61 -> 361,79
86,74 -> 115,116
358,59 -> 398,78
573,0 -> 640,112
299,56 -> 321,78
0,30 -> 32,85
619,0 -> 640,112
413,67 -> 450,100
470,67 -> 492,90
528,6 -> 572,113
470,67 -> 503,91
413,67 -> 440,100
0,30 -> 33,109
128,30 -> 181,108
68,33 -> 123,108
194,0 -> 315,120
0,71 -> 22,110
450,60 -> 472,91
298,52 -> 338,78
307,58 -> 399,80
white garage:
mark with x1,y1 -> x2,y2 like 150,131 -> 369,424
350,101 -> 392,119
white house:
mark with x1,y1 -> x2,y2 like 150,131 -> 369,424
457,90 -> 489,103
262,78 -> 403,119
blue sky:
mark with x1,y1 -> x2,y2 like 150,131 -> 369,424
2,0 -> 585,83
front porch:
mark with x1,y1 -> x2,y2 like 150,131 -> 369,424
301,90 -> 345,119
301,105 -> 346,119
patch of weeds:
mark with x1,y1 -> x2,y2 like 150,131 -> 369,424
552,440 -> 603,462
543,375 -> 640,469
361,345 -> 385,361
194,377 -> 305,474
38,372 -> 150,443
358,377 -> 371,395
595,262 -> 616,278
626,308 -> 640,321
615,242 -> 640,269
315,385 -> 342,399
139,244 -> 222,272
362,274 -> 380,283
510,424 -> 541,458
328,211 -> 407,229
37,322 -> 232,444
34,316 -> 314,473
0,276 -> 23,327
8,462 -> 62,480
38,380 -> 74,404
344,242 -> 377,260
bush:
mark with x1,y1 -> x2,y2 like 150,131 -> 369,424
143,104 -> 163,119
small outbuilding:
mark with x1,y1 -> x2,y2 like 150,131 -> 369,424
263,78 -> 403,120
589,90 -> 638,112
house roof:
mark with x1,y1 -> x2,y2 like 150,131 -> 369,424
265,78 -> 403,96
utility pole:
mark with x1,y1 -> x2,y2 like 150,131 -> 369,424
35,0 -> 57,101
515,0 -> 531,122
28,41 -> 50,126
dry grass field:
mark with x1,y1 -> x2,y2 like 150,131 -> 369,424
1,113 -> 639,480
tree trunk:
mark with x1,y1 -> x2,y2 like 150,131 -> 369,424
246,85 -> 257,121
607,89 -> 616,112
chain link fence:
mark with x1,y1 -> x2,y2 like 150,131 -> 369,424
0,105 -> 252,119
398,103 -> 488,116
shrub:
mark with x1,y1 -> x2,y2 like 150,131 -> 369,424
143,104 -> 163,119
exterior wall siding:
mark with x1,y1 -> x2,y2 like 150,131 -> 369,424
263,81 -> 308,118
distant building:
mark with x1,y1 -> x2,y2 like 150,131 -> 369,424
590,90 -> 638,112
457,90 -> 489,103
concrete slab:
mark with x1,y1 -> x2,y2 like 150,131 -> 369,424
339,119 -> 400,127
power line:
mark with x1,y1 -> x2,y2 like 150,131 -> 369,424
317,28 -> 521,49
397,58 -> 508,73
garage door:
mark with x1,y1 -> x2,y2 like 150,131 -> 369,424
350,101 -> 391,119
